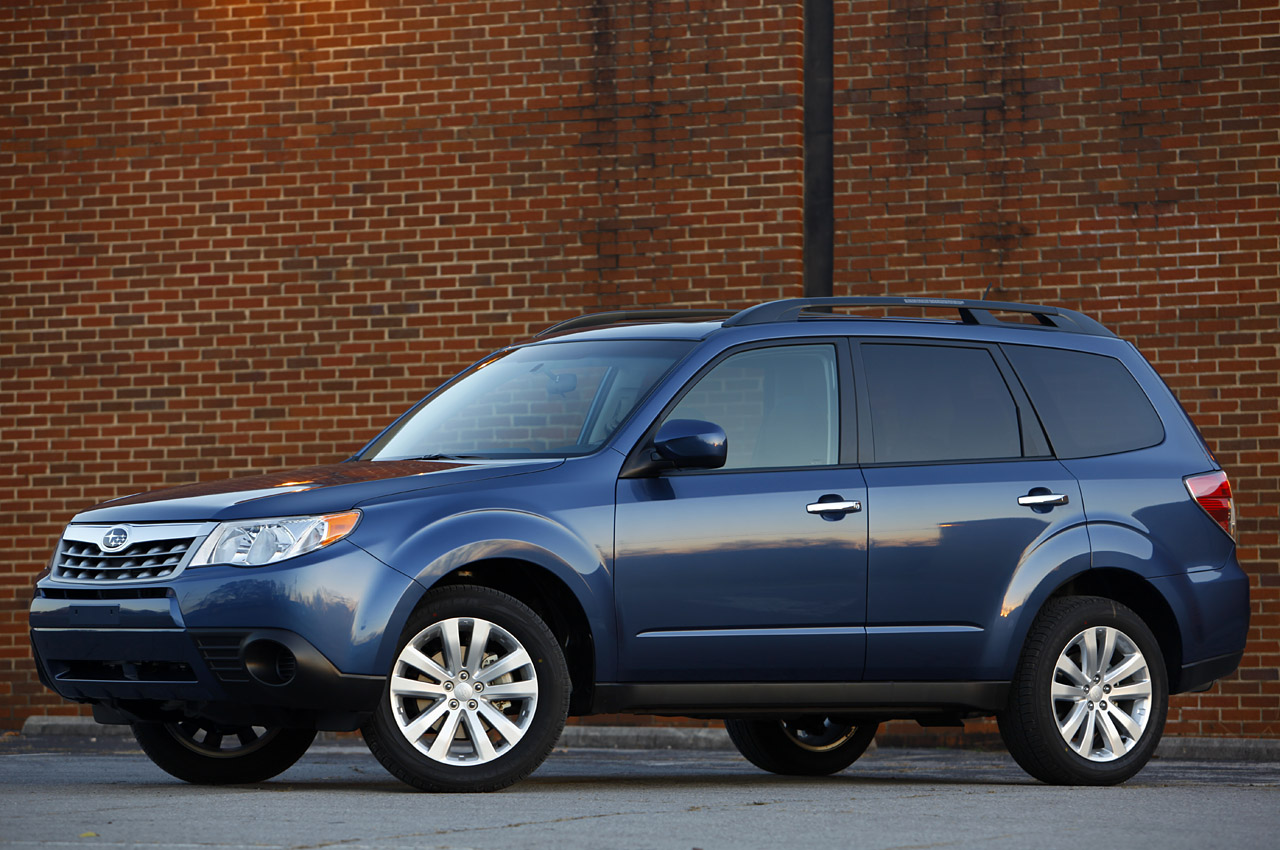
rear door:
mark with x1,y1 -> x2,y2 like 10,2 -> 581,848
854,340 -> 1087,681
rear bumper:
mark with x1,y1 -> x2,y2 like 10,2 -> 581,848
1151,561 -> 1250,693
1178,650 -> 1245,694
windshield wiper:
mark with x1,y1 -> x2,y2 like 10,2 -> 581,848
399,453 -> 490,461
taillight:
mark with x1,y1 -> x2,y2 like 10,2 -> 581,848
1185,470 -> 1235,540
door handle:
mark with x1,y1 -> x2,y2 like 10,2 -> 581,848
806,500 -> 862,515
1018,493 -> 1069,507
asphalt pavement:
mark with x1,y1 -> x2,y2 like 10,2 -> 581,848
1,731 -> 1277,850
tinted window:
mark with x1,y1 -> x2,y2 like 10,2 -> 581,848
1005,345 -> 1164,458
666,345 -> 839,469
862,344 -> 1021,463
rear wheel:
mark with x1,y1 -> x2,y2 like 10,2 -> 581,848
132,720 -> 315,784
998,596 -> 1167,785
362,585 -> 569,792
726,716 -> 878,776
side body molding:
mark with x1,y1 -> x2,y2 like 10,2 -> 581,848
863,522 -> 1093,682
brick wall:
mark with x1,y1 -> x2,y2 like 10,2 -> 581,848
0,0 -> 804,729
2,0 -> 1276,738
833,0 -> 1279,737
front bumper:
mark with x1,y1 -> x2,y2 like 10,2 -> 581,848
30,625 -> 384,729
29,540 -> 422,729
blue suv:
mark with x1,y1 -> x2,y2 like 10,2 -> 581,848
29,297 -> 1249,790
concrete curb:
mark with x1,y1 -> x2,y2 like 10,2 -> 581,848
19,716 -> 134,739
17,716 -> 1280,762
1152,735 -> 1280,763
558,724 -> 735,751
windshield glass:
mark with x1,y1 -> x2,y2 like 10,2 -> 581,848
363,339 -> 695,460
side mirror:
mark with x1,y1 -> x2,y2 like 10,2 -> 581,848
652,419 -> 727,470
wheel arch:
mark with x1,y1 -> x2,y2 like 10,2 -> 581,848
978,524 -> 1092,681
428,558 -> 597,715
988,526 -> 1184,692
372,508 -> 616,691
1045,568 -> 1183,692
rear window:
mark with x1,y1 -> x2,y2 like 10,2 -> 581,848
1004,346 -> 1164,458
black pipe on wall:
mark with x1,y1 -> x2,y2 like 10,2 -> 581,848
803,0 -> 834,299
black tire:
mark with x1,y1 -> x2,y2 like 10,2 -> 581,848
998,596 -> 1167,786
132,721 -> 315,785
361,585 -> 570,792
726,716 -> 879,776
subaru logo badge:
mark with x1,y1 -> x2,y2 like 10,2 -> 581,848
101,526 -> 130,552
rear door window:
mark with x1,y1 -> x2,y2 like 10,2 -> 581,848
1004,345 -> 1164,458
860,343 -> 1023,464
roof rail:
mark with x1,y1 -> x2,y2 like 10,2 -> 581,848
536,309 -> 733,338
722,297 -> 1116,337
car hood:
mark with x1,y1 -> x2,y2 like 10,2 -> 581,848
71,459 -> 564,523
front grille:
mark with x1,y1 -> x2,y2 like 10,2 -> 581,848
52,537 -> 196,582
194,634 -> 250,683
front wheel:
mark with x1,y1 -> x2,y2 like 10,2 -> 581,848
998,596 -> 1167,785
361,585 -> 570,792
132,721 -> 315,784
726,716 -> 879,776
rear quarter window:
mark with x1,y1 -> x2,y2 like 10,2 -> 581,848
1004,345 -> 1164,458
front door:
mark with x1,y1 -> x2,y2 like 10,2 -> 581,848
614,342 -> 868,682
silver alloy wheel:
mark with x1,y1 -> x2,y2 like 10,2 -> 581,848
389,616 -> 539,766
165,722 -> 279,759
780,718 -> 858,753
1051,625 -> 1153,762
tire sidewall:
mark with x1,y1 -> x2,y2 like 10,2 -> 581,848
367,586 -> 569,792
132,722 -> 315,785
1027,599 -> 1168,784
726,717 -> 878,776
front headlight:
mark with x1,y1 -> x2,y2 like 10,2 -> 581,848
189,511 -> 361,568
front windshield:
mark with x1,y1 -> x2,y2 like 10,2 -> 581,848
363,339 -> 695,460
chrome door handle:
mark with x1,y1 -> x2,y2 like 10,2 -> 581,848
1018,493 -> 1069,507
806,500 -> 862,514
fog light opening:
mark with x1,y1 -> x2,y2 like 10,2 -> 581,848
243,640 -> 297,687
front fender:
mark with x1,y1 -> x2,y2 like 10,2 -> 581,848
370,509 -> 616,681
